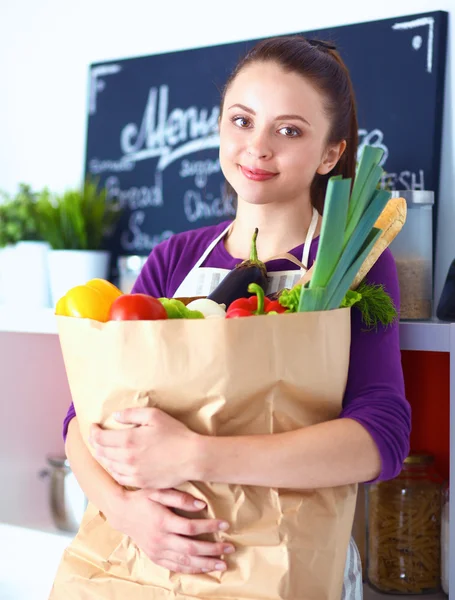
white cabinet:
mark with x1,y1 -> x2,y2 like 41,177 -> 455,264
0,523 -> 72,600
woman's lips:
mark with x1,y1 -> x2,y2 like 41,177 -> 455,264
239,165 -> 278,181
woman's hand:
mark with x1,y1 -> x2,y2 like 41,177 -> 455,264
89,407 -> 201,489
106,487 -> 234,574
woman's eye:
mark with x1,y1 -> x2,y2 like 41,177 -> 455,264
278,126 -> 300,138
232,116 -> 251,128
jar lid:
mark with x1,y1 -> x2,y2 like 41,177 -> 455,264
404,453 -> 434,465
117,255 -> 147,272
390,190 -> 434,205
46,455 -> 71,469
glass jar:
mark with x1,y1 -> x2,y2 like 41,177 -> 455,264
367,453 -> 443,594
441,482 -> 449,595
117,255 -> 147,293
388,190 -> 434,320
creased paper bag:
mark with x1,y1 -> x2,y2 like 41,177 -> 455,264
50,309 -> 357,600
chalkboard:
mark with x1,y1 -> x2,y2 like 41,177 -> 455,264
84,10 -> 448,272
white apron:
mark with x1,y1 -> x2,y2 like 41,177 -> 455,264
173,206 -> 362,599
174,207 -> 319,298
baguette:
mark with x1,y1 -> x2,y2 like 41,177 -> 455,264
350,196 -> 407,289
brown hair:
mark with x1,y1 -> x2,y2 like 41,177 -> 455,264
220,35 -> 358,213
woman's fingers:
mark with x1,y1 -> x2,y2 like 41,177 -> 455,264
93,444 -> 133,462
154,559 -> 201,574
110,490 -> 234,576
148,489 -> 207,512
156,549 -> 228,573
154,558 -> 222,575
109,473 -> 141,488
169,534 -> 235,560
165,511 -> 230,537
97,458 -> 132,476
90,424 -> 132,448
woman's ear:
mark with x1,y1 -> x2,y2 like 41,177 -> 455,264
316,140 -> 347,175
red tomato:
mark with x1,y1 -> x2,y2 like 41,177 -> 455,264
108,294 -> 167,321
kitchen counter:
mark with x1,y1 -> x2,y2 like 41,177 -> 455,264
1,305 -> 454,351
0,522 -> 73,600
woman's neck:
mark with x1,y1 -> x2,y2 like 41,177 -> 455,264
224,197 -> 320,261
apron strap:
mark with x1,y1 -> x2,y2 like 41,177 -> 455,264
264,207 -> 319,270
301,207 -> 319,269
190,207 -> 318,272
264,252 -> 306,269
192,223 -> 233,270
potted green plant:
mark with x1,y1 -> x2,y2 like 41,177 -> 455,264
0,184 -> 51,307
38,178 -> 121,306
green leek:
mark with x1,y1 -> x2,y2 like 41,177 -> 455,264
297,144 -> 391,313
309,177 -> 351,288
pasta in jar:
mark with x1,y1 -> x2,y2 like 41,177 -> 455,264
441,483 -> 449,595
367,453 -> 443,595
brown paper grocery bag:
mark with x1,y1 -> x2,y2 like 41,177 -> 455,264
50,309 -> 357,600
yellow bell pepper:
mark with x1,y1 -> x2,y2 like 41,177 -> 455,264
55,279 -> 123,322
85,278 -> 123,304
55,295 -> 68,316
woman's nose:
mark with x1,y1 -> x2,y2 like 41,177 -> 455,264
247,131 -> 273,159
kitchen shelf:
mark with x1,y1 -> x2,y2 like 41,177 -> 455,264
0,308 -> 454,347
399,319 -> 452,352
363,584 -> 447,599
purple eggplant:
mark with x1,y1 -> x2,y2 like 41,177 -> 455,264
208,228 -> 268,308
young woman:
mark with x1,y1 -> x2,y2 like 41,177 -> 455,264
63,36 -> 411,599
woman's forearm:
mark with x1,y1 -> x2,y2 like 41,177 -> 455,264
195,418 -> 381,489
65,417 -> 124,517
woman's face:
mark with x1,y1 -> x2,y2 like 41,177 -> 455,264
219,61 -> 343,207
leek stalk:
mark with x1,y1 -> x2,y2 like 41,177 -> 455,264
297,144 -> 391,313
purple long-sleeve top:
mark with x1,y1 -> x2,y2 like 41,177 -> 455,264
63,221 -> 411,482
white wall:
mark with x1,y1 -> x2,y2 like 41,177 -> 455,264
0,0 -> 453,291
1,0 -> 453,300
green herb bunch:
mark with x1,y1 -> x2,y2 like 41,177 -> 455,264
37,178 -> 121,250
279,282 -> 397,331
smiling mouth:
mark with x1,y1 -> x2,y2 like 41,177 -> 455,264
239,165 -> 278,181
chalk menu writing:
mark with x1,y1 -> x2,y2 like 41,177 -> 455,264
84,10 -> 447,264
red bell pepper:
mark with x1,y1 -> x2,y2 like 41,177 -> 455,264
226,283 -> 287,318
